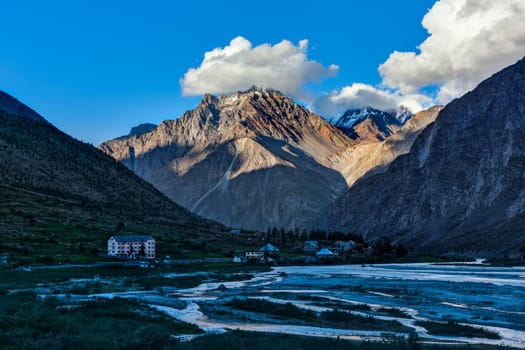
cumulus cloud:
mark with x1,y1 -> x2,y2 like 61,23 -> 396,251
180,36 -> 339,98
379,0 -> 525,103
310,83 -> 432,119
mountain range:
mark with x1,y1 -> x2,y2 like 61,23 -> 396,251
2,57 -> 524,257
100,88 -> 437,231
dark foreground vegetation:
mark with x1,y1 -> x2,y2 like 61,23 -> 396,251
0,292 -> 200,350
416,320 -> 501,339
174,331 -> 513,350
225,298 -> 409,332
0,264 -> 269,293
0,292 -> 514,350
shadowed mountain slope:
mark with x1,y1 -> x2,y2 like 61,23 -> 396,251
321,57 -> 525,256
0,91 -> 233,263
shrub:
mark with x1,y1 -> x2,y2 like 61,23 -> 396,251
416,320 -> 500,339
225,298 -> 317,321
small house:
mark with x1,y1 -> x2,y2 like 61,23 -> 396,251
107,235 -> 156,259
0,254 -> 7,265
229,229 -> 241,234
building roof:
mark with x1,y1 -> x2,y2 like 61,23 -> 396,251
316,248 -> 335,256
109,235 -> 154,242
259,243 -> 279,252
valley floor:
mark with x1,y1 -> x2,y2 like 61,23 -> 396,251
1,262 -> 524,349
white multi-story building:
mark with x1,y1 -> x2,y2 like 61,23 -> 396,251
107,235 -> 155,259
245,251 -> 264,261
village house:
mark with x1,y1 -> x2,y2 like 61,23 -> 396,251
0,254 -> 8,265
107,235 -> 156,259
258,243 -> 279,260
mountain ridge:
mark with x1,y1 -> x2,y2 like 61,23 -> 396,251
333,107 -> 403,142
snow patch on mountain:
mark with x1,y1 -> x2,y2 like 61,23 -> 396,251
332,107 -> 403,129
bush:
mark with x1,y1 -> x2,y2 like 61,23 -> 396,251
416,320 -> 500,339
376,307 -> 411,318
226,298 -> 317,321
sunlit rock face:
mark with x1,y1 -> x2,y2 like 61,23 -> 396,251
100,88 -> 355,230
321,57 -> 525,256
100,88 -> 439,231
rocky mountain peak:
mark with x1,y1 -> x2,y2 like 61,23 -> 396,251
166,88 -> 347,148
200,93 -> 219,106
392,105 -> 413,123
199,87 -> 287,108
333,107 -> 402,142
128,123 -> 157,137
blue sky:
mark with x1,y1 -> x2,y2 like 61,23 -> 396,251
1,0 -> 524,145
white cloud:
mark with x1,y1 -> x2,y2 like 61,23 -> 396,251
379,0 -> 525,103
180,36 -> 339,98
310,83 -> 431,119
